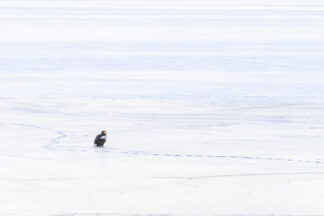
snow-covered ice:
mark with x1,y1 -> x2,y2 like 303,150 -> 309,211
1,0 -> 324,215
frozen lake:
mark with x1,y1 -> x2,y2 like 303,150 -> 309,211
1,0 -> 324,215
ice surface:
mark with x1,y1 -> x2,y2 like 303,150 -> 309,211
1,0 -> 324,215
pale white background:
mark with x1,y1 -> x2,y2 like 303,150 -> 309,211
1,0 -> 324,215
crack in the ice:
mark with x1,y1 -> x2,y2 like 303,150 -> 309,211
43,130 -> 67,150
105,148 -> 324,165
12,123 -> 67,150
50,131 -> 67,145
